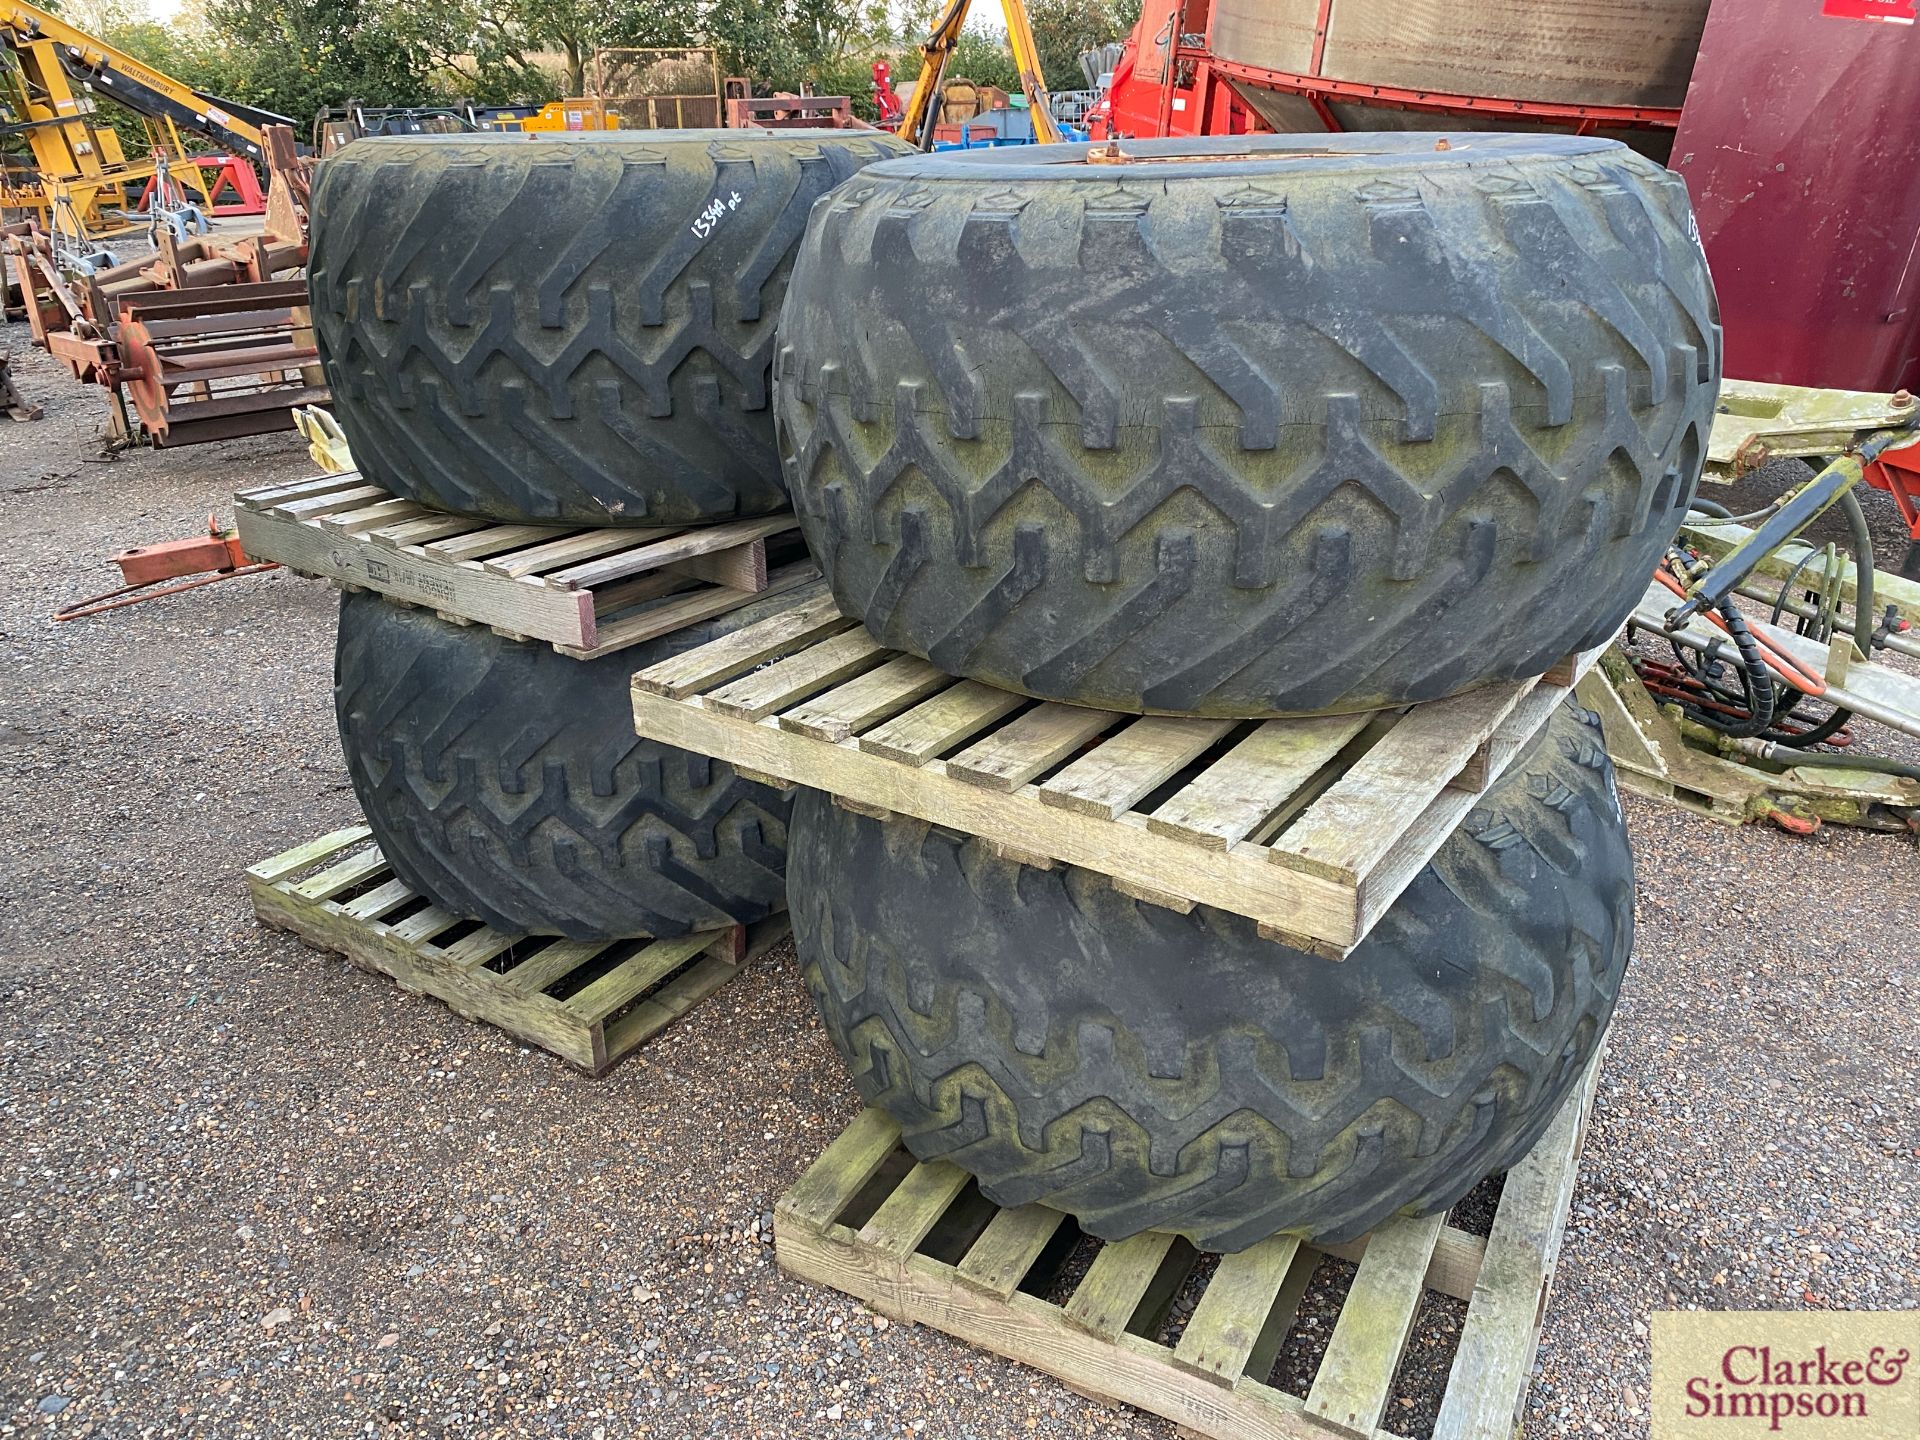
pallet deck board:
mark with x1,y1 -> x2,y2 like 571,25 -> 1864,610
246,827 -> 785,1076
234,472 -> 806,658
634,590 -> 853,699
946,703 -> 1121,792
857,681 -> 1027,765
779,656 -> 952,743
369,514 -> 487,549
1304,1211 -> 1446,1435
629,590 -> 1605,955
1271,683 -> 1532,886
1039,716 -> 1237,819
774,1056 -> 1603,1440
955,1206 -> 1068,1301
1171,1235 -> 1302,1384
1431,1060 -> 1596,1440
545,515 -> 798,590
1062,1231 -> 1182,1342
1147,715 -> 1372,850
856,1161 -> 973,1258
481,526 -> 677,578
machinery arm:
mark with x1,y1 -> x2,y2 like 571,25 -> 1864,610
897,0 -> 1062,151
0,1 -> 291,161
1001,0 -> 1061,144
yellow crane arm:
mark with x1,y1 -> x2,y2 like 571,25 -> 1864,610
1001,0 -> 1062,145
897,0 -> 1062,151
0,1 -> 286,161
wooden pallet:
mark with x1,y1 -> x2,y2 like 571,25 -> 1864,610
775,1057 -> 1602,1440
233,471 -> 810,659
246,826 -> 787,1076
627,590 -> 1605,956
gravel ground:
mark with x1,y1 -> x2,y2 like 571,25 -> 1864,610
2,328 -> 1916,1439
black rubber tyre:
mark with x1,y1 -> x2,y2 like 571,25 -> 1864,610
310,129 -> 909,526
776,134 -> 1720,716
334,590 -> 793,940
790,702 -> 1633,1251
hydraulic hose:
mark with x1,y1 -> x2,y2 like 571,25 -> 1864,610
1687,498 -> 1783,526
1680,486 -> 1879,749
1730,738 -> 1920,782
1770,488 -> 1874,749
1693,592 -> 1776,739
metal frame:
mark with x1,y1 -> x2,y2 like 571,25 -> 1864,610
1192,51 -> 1683,132
588,47 -> 720,129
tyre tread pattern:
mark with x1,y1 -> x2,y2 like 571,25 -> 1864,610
334,591 -> 792,940
777,139 -> 1720,715
789,703 -> 1634,1250
311,132 -> 909,525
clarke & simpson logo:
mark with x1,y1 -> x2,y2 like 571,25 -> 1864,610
1653,1313 -> 1920,1438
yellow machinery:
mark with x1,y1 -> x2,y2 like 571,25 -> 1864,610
0,1 -> 285,236
491,99 -> 621,132
897,0 -> 1062,149
313,99 -> 621,156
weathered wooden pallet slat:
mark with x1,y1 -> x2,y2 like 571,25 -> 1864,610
856,1162 -> 972,1257
1270,681 -> 1534,885
1171,1234 -> 1301,1383
857,681 -> 1026,765
779,656 -> 951,743
325,498 -> 428,534
245,826 -> 786,1076
240,473 -> 370,508
948,703 -> 1121,792
628,590 -> 1606,956
1062,1231 -> 1182,1341
1040,716 -> 1237,819
774,1057 -> 1604,1440
369,514 -> 486,549
955,1205 -> 1067,1300
549,569 -> 822,661
482,526 -> 675,578
422,523 -> 569,562
1147,715 -> 1371,849
1431,1056 -> 1599,1440
233,472 -> 806,659
706,627 -> 890,720
1304,1211 -> 1446,1435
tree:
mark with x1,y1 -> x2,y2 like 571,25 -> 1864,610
941,24 -> 1020,95
516,0 -> 694,97
1026,0 -> 1137,91
388,0 -> 562,104
704,0 -> 897,96
202,0 -> 438,117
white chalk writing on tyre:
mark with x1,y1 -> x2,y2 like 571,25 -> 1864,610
692,191 -> 745,238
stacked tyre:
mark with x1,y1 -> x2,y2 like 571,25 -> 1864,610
773,135 -> 1719,1248
308,128 -> 910,940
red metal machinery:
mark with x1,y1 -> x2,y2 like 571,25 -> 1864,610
1672,0 -> 1920,394
1095,0 -> 1704,155
53,514 -> 277,621
134,154 -> 267,217
724,93 -> 872,129
1093,0 -> 1920,397
4,122 -> 325,446
873,61 -> 904,126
